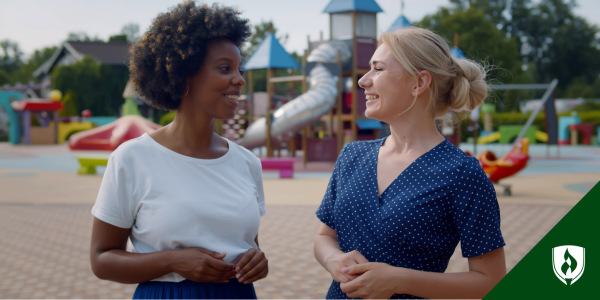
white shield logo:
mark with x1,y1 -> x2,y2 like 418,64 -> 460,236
552,245 -> 585,285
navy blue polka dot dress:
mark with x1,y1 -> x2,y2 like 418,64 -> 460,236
316,137 -> 505,299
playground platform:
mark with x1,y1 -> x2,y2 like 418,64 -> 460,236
0,141 -> 597,298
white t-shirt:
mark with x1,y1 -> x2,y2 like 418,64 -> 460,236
92,133 -> 266,282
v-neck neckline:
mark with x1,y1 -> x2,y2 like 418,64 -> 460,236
374,137 -> 447,199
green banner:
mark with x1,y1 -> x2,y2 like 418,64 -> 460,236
485,181 -> 599,298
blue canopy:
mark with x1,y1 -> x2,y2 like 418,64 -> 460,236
323,0 -> 383,13
450,46 -> 467,59
387,15 -> 412,32
243,33 -> 301,70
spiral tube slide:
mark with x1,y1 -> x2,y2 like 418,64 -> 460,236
236,41 -> 352,149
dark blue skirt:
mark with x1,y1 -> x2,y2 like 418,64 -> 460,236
133,278 -> 257,299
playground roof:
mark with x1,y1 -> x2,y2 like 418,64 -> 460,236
450,46 -> 467,59
243,33 -> 301,70
323,0 -> 383,13
11,99 -> 64,111
387,15 -> 413,32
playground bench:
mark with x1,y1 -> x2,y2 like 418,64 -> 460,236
77,157 -> 109,175
260,158 -> 299,179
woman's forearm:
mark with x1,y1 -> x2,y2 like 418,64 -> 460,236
92,249 -> 175,284
314,235 -> 344,268
399,268 -> 499,299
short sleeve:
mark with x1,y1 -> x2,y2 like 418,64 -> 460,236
251,158 -> 267,217
451,157 -> 505,258
316,145 -> 347,230
91,152 -> 137,229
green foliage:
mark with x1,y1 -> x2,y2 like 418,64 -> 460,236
159,111 -> 176,126
51,56 -> 129,116
120,23 -> 140,43
0,40 -> 24,75
419,7 -> 520,84
577,110 -> 600,130
60,90 -> 79,117
0,41 -> 56,86
108,34 -> 128,42
67,32 -> 103,42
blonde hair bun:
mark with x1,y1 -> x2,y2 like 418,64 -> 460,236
449,58 -> 488,112
380,27 -> 488,117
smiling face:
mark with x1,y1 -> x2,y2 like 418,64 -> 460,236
184,38 -> 245,120
358,43 -> 420,123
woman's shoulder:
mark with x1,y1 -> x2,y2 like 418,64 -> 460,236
228,140 -> 262,168
110,134 -> 153,161
341,139 -> 382,157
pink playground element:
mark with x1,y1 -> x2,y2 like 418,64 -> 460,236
568,123 -> 593,145
261,158 -> 300,178
68,115 -> 161,151
82,109 -> 92,118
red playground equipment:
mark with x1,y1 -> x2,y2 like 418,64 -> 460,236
568,123 -> 593,145
68,115 -> 161,151
476,138 -> 530,195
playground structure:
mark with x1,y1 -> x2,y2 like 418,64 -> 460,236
10,98 -> 63,145
470,80 -> 559,194
558,112 -> 595,146
68,115 -> 160,151
477,138 -> 530,196
237,0 -> 387,162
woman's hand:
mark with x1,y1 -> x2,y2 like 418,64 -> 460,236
324,250 -> 369,283
339,262 -> 408,299
235,248 -> 268,284
169,248 -> 236,283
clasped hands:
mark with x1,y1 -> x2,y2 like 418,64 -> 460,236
171,247 -> 268,284
325,250 -> 409,299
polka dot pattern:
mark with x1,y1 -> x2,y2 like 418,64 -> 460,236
316,138 -> 505,299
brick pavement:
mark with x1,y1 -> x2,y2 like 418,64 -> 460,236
0,203 -> 571,299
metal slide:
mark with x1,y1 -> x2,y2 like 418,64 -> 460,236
236,41 -> 352,149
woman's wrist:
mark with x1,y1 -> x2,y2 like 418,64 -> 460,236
392,266 -> 414,295
164,249 -> 180,274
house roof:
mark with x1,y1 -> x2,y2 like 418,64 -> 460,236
451,47 -> 467,59
243,33 -> 300,70
33,41 -> 130,77
68,41 -> 130,64
323,0 -> 383,13
387,15 -> 412,32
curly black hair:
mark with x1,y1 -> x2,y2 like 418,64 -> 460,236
129,1 -> 251,110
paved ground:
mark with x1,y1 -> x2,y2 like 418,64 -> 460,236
0,203 -> 573,299
0,142 -> 597,298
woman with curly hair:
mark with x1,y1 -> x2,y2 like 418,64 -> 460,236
314,27 -> 506,299
89,2 -> 267,299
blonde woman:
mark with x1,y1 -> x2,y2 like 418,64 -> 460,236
314,27 -> 506,299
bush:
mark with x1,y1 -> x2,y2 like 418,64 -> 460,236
159,111 -> 176,126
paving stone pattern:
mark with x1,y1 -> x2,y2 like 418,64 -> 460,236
0,204 -> 570,299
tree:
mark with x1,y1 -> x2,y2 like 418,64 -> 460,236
120,23 -> 140,43
419,7 -> 520,83
67,32 -> 103,42
0,40 -> 23,75
450,0 -> 600,95
108,34 -> 128,42
0,41 -> 56,86
51,56 -> 129,116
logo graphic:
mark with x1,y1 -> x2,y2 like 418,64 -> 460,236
552,245 -> 585,285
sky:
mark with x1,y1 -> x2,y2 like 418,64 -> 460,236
1,0 -> 600,58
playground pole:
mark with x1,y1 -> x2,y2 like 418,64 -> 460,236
266,67 -> 274,157
514,79 -> 558,143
